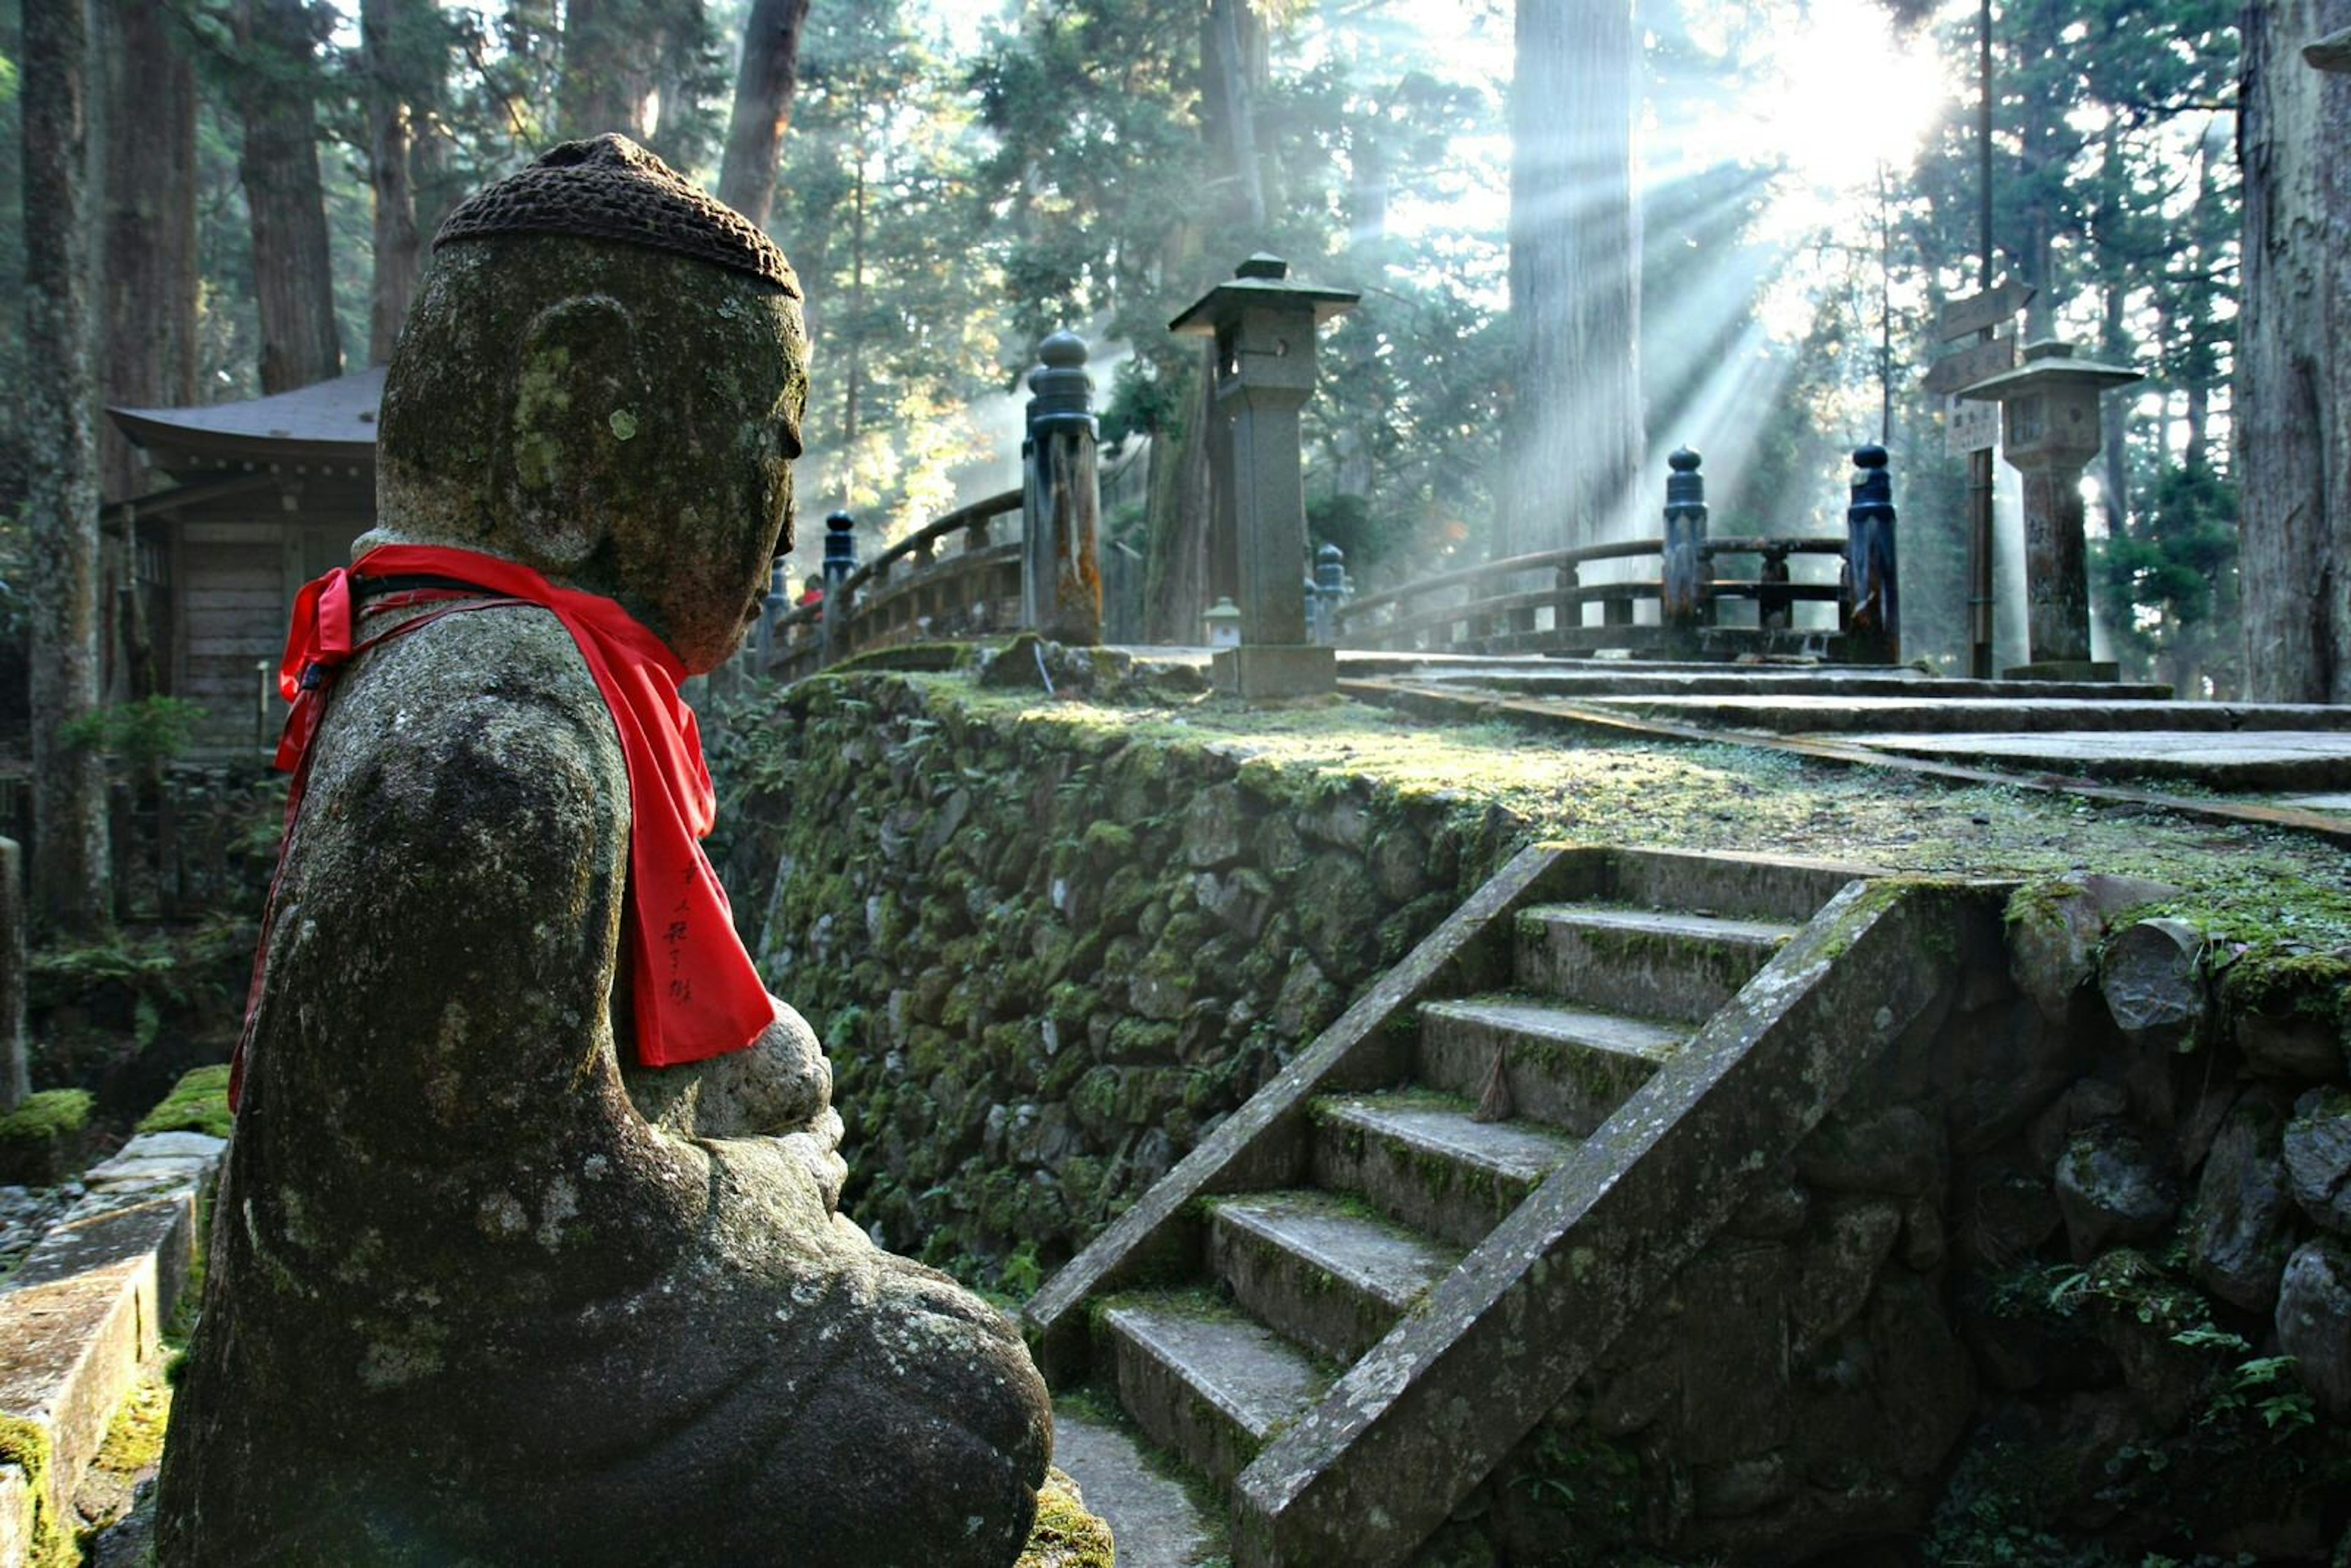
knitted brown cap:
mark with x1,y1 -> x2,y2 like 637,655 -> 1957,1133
433,133 -> 799,296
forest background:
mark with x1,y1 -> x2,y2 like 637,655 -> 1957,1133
0,0 -> 2265,713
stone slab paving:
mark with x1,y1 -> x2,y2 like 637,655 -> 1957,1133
0,1131 -> 224,1568
1836,729 -> 2351,790
1586,695 -> 2351,735
1050,1403 -> 1227,1568
2282,793 -> 2351,815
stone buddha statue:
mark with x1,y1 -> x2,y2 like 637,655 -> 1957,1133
155,137 -> 1052,1567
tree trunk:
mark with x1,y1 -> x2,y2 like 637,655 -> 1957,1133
842,156 -> 866,443
1501,0 -> 1644,555
1142,352 -> 1217,645
99,0 -> 198,499
559,0 -> 656,141
1201,0 -> 1269,233
21,0 -> 114,934
235,0 -> 344,393
2237,0 -> 2351,702
715,0 -> 811,228
361,0 -> 424,364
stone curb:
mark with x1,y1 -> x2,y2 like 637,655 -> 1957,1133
0,1130 -> 226,1568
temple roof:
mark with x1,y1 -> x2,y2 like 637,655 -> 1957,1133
110,367 -> 385,470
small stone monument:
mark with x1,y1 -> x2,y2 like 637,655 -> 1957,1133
155,137 -> 1050,1567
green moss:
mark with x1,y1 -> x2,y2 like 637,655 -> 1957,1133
88,1368 -> 171,1482
0,1414 -> 77,1568
1014,1469 -> 1116,1568
0,1088 -> 92,1145
136,1064 -> 233,1140
2220,948 -> 2351,1030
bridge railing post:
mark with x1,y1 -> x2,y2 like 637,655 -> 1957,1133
1309,542 -> 1346,645
757,555 -> 788,666
1759,546 -> 1793,632
1843,443 -> 1900,664
1661,446 -> 1708,657
819,509 -> 858,667
1021,329 -> 1103,645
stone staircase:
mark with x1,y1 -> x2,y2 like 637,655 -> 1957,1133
1024,844 -> 1967,1567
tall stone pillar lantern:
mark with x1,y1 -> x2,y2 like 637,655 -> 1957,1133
1171,254 -> 1360,698
1957,339 -> 2140,679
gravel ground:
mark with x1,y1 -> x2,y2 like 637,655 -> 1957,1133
0,1179 -> 83,1280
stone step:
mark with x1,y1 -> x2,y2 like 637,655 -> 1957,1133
1097,1294 -> 1330,1489
1514,904 -> 1794,1022
1309,1092 -> 1580,1248
1602,847 -> 1877,925
1050,1395 -> 1229,1568
1206,1191 -> 1463,1366
1416,994 -> 1684,1135
1584,694 -> 2351,736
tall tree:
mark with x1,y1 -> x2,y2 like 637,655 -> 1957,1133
1501,0 -> 1644,554
360,0 -> 443,362
2237,0 -> 2351,701
99,0 -> 199,497
20,0 -> 112,932
717,0 -> 814,228
772,0 -> 1002,528
234,0 -> 344,392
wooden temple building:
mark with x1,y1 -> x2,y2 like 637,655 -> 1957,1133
106,369 -> 383,751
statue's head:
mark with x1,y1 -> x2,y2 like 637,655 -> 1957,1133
372,135 -> 806,672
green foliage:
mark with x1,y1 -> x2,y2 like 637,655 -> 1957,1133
1502,1420 -> 1654,1564
1878,0 -> 2240,673
29,917 -> 260,1030
772,0 -> 1006,534
2098,458 -> 2240,697
1951,1246 -> 2351,1562
58,697 -> 206,776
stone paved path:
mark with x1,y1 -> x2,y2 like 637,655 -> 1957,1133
1051,1401 -> 1226,1568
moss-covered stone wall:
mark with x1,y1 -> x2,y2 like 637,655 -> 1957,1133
718,658 -> 2351,1561
717,666 -> 1522,1287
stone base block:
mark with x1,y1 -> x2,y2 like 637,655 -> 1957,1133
2003,659 -> 2120,683
0,1464 -> 31,1568
0,1264 -> 151,1532
1212,645 -> 1335,699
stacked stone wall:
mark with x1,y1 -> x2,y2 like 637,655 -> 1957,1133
1427,879 -> 2351,1567
730,669 -> 2351,1562
721,670 -> 1519,1285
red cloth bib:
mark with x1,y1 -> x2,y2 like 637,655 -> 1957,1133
236,544 -> 771,1108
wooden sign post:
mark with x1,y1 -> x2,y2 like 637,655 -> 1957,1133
1929,279 -> 2034,679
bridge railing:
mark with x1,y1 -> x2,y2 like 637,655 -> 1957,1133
760,329 -> 1104,684
764,488 -> 1026,683
1331,535 -> 1851,656
1332,445 -> 1900,663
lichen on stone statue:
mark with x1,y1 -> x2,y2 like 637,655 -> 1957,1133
153,135 -> 1052,1567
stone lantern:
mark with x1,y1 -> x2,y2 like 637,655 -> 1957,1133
1171,254 -> 1360,698
1957,340 -> 2140,679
